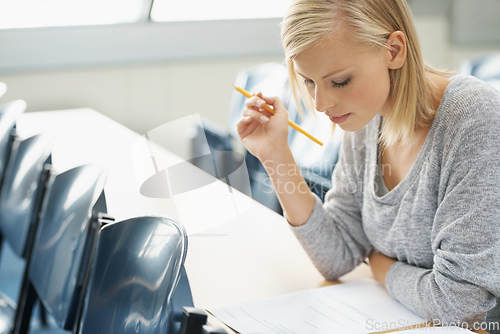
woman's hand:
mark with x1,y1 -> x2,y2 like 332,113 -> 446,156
236,91 -> 289,161
236,90 -> 315,226
368,250 -> 397,287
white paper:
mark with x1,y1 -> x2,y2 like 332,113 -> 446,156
401,327 -> 474,333
209,279 -> 427,334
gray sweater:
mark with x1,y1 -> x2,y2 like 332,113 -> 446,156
291,75 -> 500,331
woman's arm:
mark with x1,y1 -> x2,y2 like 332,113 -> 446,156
381,91 -> 500,328
237,92 -> 316,226
368,251 -> 396,287
238,92 -> 373,280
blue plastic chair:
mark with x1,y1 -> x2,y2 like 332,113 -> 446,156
229,62 -> 342,207
0,100 -> 28,281
227,62 -> 294,140
0,134 -> 52,334
13,164 -> 109,334
76,216 -> 193,334
228,63 -> 293,213
460,52 -> 500,91
189,119 -> 250,198
0,100 -> 27,190
189,63 -> 291,213
191,62 -> 342,212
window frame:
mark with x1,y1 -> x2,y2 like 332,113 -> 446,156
0,0 -> 284,74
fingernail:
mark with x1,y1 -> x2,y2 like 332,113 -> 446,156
256,100 -> 265,107
259,115 -> 268,123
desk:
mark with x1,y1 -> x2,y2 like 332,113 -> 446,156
16,109 -> 488,334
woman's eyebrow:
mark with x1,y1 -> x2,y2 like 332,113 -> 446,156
296,71 -> 310,79
321,68 -> 349,79
296,68 -> 349,80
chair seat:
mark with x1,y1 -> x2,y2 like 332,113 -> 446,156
0,291 -> 15,334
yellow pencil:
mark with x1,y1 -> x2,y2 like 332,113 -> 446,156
233,85 -> 323,146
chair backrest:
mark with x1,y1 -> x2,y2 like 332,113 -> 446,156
0,134 -> 52,259
28,164 -> 107,331
227,62 -> 292,140
225,63 -> 293,213
0,100 -> 26,187
77,216 -> 191,334
460,52 -> 500,81
460,52 -> 500,91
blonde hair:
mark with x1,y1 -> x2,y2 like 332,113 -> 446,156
281,0 -> 448,146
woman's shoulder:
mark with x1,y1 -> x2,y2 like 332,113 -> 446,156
434,75 -> 500,155
439,75 -> 500,122
433,75 -> 500,141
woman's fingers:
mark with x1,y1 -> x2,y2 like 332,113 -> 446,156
244,92 -> 278,118
237,109 -> 270,139
259,94 -> 287,114
237,117 -> 260,141
239,90 -> 287,136
242,108 -> 269,123
252,89 -> 263,97
245,95 -> 266,110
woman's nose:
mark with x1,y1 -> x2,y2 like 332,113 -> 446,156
314,89 -> 336,113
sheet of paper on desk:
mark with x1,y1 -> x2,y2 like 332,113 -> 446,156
401,328 -> 473,333
208,279 -> 426,334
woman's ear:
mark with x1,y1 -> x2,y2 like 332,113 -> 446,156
386,31 -> 406,70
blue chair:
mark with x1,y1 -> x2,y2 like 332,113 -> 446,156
191,62 -> 342,212
229,62 -> 342,207
76,216 -> 193,334
460,52 -> 500,91
188,119 -> 250,199
0,134 -> 52,334
227,62 -> 294,140
0,100 -> 28,276
12,163 -> 194,334
190,63 -> 291,213
13,164 -> 109,334
229,63 -> 293,213
0,100 -> 27,190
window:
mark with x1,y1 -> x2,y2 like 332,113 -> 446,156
0,0 -> 286,73
0,0 -> 143,29
151,0 -> 291,22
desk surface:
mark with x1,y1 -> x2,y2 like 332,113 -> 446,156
16,109 -> 344,303
17,109 -> 488,334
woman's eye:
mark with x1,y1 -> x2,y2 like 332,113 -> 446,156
331,77 -> 351,88
303,78 -> 315,87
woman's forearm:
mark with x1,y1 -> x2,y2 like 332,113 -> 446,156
260,146 -> 316,227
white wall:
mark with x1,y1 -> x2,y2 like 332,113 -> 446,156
413,14 -> 500,72
0,55 -> 283,135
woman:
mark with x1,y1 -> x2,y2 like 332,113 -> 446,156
237,0 -> 500,331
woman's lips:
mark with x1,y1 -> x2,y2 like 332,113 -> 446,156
329,113 -> 351,124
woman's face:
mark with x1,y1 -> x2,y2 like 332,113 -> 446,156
293,29 -> 394,132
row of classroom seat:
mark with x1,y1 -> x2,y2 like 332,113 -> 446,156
0,85 -> 219,334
